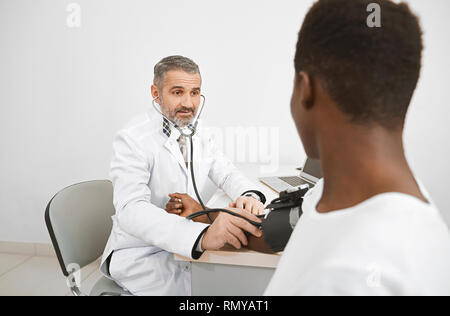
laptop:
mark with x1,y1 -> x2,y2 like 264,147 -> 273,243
259,158 -> 322,193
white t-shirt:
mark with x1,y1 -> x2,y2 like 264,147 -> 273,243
264,179 -> 450,296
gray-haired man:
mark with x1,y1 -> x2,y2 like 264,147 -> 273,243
100,55 -> 265,295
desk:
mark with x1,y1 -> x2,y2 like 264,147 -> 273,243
175,248 -> 281,295
174,164 -> 299,295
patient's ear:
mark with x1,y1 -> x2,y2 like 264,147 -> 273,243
298,71 -> 314,110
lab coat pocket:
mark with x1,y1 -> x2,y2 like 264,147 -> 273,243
109,248 -> 166,293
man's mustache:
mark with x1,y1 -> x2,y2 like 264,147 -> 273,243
175,107 -> 194,114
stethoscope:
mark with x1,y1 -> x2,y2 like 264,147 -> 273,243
153,95 -> 307,228
152,95 -> 263,226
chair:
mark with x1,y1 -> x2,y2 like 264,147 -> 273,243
45,180 -> 131,296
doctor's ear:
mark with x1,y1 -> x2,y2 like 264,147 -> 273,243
151,84 -> 160,100
297,71 -> 314,110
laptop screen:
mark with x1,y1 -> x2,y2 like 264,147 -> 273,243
301,158 -> 322,182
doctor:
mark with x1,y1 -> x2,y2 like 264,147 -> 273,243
100,55 -> 265,296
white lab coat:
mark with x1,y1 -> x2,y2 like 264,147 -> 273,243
100,106 -> 259,295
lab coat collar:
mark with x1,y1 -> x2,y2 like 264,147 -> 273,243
164,126 -> 202,178
168,124 -> 181,141
162,120 -> 199,177
163,134 -> 188,176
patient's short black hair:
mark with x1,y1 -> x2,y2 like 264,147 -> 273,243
295,0 -> 423,128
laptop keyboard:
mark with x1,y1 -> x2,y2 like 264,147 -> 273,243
279,176 -> 310,187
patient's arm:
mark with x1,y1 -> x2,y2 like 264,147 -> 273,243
246,232 -> 276,254
165,193 -> 261,224
165,193 -> 294,254
165,192 -> 218,224
246,207 -> 301,254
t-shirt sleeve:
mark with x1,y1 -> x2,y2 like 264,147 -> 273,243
289,265 -> 398,296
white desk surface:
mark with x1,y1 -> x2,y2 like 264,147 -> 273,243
207,163 -> 299,208
174,247 -> 281,269
174,164 -> 299,269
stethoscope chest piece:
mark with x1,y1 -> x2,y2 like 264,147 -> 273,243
178,124 -> 196,137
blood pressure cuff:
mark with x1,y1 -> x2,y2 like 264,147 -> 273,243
261,205 -> 303,252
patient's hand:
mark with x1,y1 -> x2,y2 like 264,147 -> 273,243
229,196 -> 265,216
165,193 -> 203,217
165,193 -> 264,224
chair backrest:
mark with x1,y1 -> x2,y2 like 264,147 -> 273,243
45,180 -> 114,276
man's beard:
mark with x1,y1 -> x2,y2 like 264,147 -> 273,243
173,116 -> 192,128
160,98 -> 195,128
172,106 -> 195,127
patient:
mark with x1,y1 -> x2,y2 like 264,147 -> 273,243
263,0 -> 450,295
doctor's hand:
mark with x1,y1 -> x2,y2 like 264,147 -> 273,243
201,208 -> 262,251
166,193 -> 203,217
229,196 -> 265,216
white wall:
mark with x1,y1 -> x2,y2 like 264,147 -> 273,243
0,0 -> 449,243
